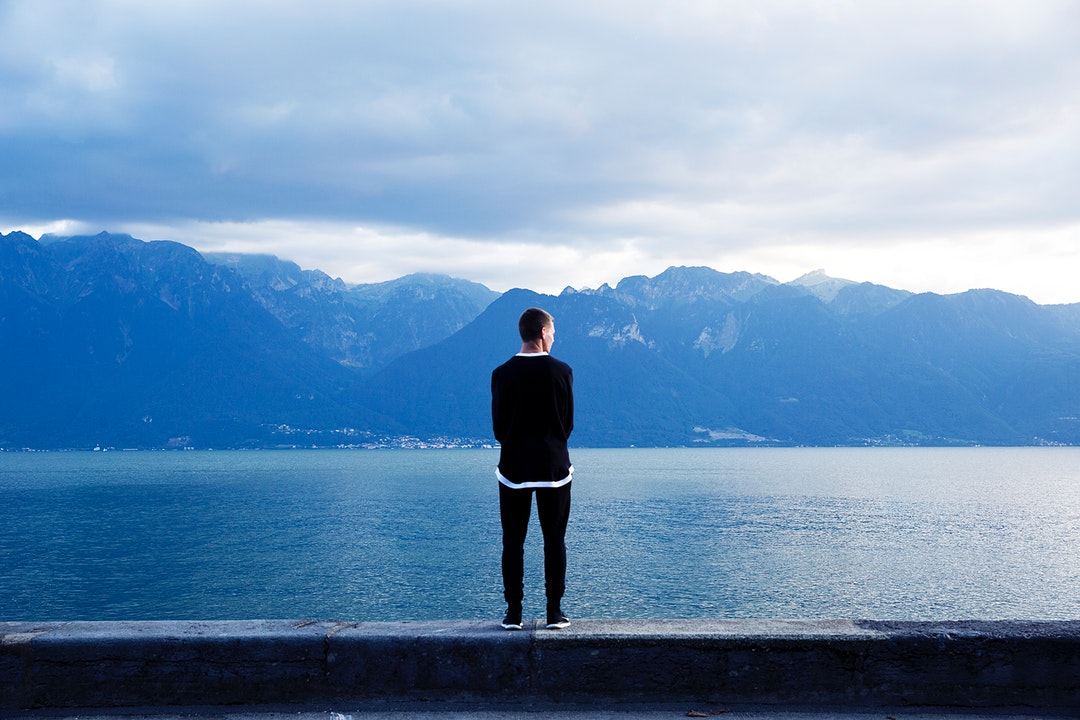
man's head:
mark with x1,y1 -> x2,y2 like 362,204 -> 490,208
518,308 -> 555,350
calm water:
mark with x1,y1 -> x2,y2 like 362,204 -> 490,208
2,447 -> 1079,622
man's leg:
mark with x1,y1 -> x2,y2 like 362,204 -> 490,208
536,482 -> 572,622
499,483 -> 533,611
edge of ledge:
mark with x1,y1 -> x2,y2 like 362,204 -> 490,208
4,619 -> 1080,710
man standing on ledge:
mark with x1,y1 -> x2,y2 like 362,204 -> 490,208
491,307 -> 574,631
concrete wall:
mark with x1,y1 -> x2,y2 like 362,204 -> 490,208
3,619 -> 1080,710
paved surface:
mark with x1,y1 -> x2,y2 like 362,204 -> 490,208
1,704 -> 1073,720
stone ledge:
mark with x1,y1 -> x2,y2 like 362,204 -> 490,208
3,619 -> 1080,710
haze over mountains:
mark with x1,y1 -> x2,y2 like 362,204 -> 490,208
3,231 -> 1079,449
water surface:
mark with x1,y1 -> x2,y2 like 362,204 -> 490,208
2,447 -> 1078,621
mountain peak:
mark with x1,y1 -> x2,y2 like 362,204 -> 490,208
791,268 -> 834,284
788,269 -> 856,303
614,266 -> 776,307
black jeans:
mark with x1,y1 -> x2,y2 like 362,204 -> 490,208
499,481 -> 572,609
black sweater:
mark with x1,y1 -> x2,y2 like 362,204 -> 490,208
491,353 -> 574,485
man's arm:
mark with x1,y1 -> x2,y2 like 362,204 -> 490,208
491,367 -> 506,443
560,365 -> 574,438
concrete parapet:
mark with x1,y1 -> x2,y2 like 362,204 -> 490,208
2,619 -> 1079,710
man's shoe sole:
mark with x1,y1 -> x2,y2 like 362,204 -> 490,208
545,619 -> 571,629
501,621 -> 523,630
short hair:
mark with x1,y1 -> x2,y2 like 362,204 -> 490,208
518,307 -> 554,342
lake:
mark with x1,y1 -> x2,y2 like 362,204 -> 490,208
2,447 -> 1079,622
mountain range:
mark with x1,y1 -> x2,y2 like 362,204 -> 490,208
2,230 -> 1079,449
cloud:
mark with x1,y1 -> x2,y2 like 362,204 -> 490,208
1,0 -> 1079,302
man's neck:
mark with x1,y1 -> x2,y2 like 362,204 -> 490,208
519,340 -> 545,354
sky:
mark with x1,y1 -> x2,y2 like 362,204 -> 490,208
2,1 -> 1079,303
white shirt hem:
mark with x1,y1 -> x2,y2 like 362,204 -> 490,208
496,466 -> 573,489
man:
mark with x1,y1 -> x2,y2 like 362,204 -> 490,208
491,307 -> 574,630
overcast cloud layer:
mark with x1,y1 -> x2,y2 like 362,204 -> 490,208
2,0 -> 1079,302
